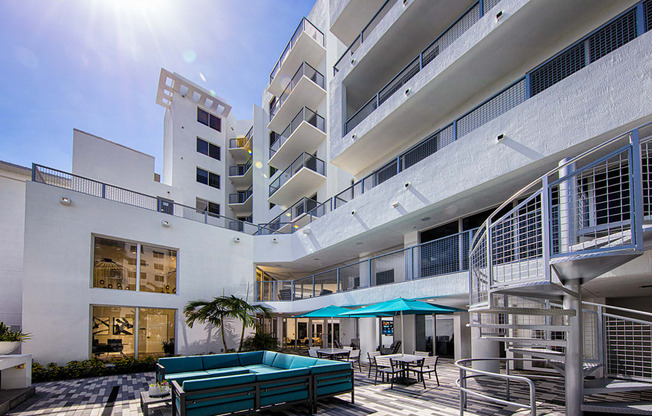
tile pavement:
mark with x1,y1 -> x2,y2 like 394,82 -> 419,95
6,358 -> 639,416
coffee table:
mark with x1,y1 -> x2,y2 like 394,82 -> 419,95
140,390 -> 171,416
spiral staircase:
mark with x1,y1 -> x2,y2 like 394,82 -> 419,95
464,123 -> 652,415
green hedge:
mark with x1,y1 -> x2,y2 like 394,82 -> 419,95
32,356 -> 158,382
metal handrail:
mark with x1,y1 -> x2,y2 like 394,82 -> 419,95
269,17 -> 324,84
229,186 -> 253,204
270,107 -> 325,158
268,152 -> 326,197
455,357 -> 556,416
32,164 -> 259,235
270,61 -> 325,119
229,157 -> 253,177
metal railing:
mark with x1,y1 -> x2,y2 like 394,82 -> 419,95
469,125 -> 648,308
229,127 -> 253,150
270,62 -> 325,119
270,107 -> 325,159
333,0 -> 396,74
269,17 -> 324,84
268,152 -> 325,197
255,229 -> 475,301
229,157 -> 253,177
256,197 -> 320,235
456,358 -> 559,416
229,186 -> 253,204
32,164 -> 260,235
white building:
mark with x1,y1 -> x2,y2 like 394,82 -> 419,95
1,0 -> 652,414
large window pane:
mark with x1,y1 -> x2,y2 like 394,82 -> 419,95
138,308 -> 175,357
140,245 -> 177,294
92,306 -> 135,358
93,237 -> 137,290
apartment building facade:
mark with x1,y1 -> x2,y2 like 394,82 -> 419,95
1,0 -> 651,413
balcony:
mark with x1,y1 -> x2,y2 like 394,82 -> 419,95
268,153 -> 326,206
268,18 -> 326,97
228,157 -> 253,188
255,229 -> 474,301
257,197 -> 320,235
330,0 -> 389,46
269,107 -> 326,169
228,186 -> 253,215
269,62 -> 326,133
228,127 -> 253,160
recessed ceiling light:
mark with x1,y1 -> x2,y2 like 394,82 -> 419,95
356,242 -> 364,245
314,258 -> 320,261
421,217 -> 431,221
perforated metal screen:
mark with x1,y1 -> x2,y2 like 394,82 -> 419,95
588,9 -> 637,63
646,0 -> 652,32
530,43 -> 585,96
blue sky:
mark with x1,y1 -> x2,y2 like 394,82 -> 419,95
0,0 -> 314,173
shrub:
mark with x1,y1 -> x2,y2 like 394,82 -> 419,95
32,356 -> 159,382
241,332 -> 279,352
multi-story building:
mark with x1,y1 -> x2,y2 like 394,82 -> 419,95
1,0 -> 652,414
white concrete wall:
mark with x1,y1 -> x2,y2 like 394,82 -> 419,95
22,181 -> 255,364
0,163 -> 30,328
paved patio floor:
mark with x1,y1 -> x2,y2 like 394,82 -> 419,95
5,359 -> 571,416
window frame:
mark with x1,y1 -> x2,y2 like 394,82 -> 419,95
197,107 -> 222,132
196,167 -> 221,189
196,197 -> 220,216
197,137 -> 221,161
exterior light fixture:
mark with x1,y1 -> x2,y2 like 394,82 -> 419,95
351,134 -> 356,140
161,220 -> 170,227
351,210 -> 356,215
496,11 -> 504,20
351,59 -> 356,65
404,182 -> 411,188
392,201 -> 400,208
497,133 -> 505,141
303,228 -> 311,235
405,88 -> 411,95
60,197 -> 72,206
233,237 -> 241,243
272,237 -> 279,243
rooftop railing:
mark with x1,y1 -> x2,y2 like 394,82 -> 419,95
229,157 -> 253,177
268,152 -> 326,197
333,0 -> 396,75
270,107 -> 325,158
270,62 -> 325,119
229,186 -> 253,204
32,164 -> 260,235
255,229 -> 475,301
269,18 -> 325,84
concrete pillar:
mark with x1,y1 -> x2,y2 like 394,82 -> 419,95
394,314 -> 416,355
564,283 -> 583,416
359,253 -> 371,288
454,313 -> 471,361
471,327 -> 500,373
359,317 -> 377,363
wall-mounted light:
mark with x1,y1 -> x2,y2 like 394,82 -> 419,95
303,228 -> 311,235
351,134 -> 356,140
351,58 -> 356,65
272,237 -> 279,244
404,182 -> 411,189
351,210 -> 356,215
161,220 -> 170,227
496,10 -> 504,20
392,201 -> 400,208
233,236 -> 241,243
60,197 -> 72,206
405,88 -> 411,96
497,133 -> 505,142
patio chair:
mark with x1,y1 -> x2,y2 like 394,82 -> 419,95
345,348 -> 361,372
334,339 -> 343,349
413,350 -> 429,356
379,340 -> 402,355
409,355 -> 439,386
375,356 -> 401,389
278,288 -> 292,300
367,351 -> 381,378
308,348 -> 319,358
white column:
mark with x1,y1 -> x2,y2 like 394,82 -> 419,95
471,327 -> 500,373
454,313 -> 471,361
359,317 -> 377,364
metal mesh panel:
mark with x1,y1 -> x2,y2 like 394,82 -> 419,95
293,277 -> 313,300
605,314 -> 652,381
400,124 -> 455,170
470,227 -> 489,305
641,138 -> 652,218
550,147 -> 633,256
339,261 -> 364,291
314,270 -> 338,296
457,78 -> 527,138
422,3 -> 480,67
646,0 -> 652,32
530,42 -> 585,96
584,310 -> 599,361
588,9 -> 637,63
378,57 -> 420,106
414,233 -> 467,278
370,250 -> 407,286
483,0 -> 501,12
490,192 -> 545,286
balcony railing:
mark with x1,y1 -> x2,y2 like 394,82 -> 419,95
333,0 -> 396,75
229,157 -> 253,177
229,127 -> 253,150
269,18 -> 325,84
256,197 -> 320,235
32,164 -> 260,235
268,153 -> 326,197
254,0 -> 652,235
255,229 -> 475,301
270,107 -> 325,158
229,186 -> 253,204
270,62 -> 325,120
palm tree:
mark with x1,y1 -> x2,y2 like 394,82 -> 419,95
184,297 -> 231,352
221,287 -> 273,351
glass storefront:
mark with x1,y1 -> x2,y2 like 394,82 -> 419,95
92,305 -> 175,359
92,236 -> 177,294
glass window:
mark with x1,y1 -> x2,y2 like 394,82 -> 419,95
140,245 -> 176,294
197,138 -> 221,161
93,237 -> 137,290
196,137 -> 209,155
197,108 -> 209,126
209,172 -> 220,189
92,305 -> 136,358
138,308 -> 176,357
209,115 -> 221,131
197,107 -> 221,132
196,198 -> 220,216
197,167 -> 208,185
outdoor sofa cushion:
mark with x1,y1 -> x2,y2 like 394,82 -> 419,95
237,351 -> 264,366
160,356 -> 204,374
201,353 -> 240,370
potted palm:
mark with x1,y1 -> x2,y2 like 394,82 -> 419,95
0,322 -> 30,355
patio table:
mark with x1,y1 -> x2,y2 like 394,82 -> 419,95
317,348 -> 350,360
389,354 -> 422,385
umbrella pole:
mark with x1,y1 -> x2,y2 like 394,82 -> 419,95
401,310 -> 405,356
331,317 -> 334,351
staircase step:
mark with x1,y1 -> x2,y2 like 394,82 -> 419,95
582,401 -> 652,414
509,347 -> 566,360
584,378 -> 652,394
549,360 -> 602,377
470,307 -> 575,317
468,323 -> 569,331
481,336 -> 566,346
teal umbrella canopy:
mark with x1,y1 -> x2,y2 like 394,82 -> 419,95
339,298 -> 461,317
294,305 -> 353,318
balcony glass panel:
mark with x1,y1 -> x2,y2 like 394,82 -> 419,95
270,107 -> 325,157
270,62 -> 325,119
269,153 -> 326,197
270,18 -> 325,83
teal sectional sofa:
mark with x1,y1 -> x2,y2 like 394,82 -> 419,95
157,351 -> 353,416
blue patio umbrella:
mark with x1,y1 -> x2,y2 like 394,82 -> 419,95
340,298 -> 461,355
295,305 -> 354,350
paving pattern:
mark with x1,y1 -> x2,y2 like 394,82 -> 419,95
3,359 -> 575,416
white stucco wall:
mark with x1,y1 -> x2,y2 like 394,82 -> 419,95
22,181 -> 256,364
